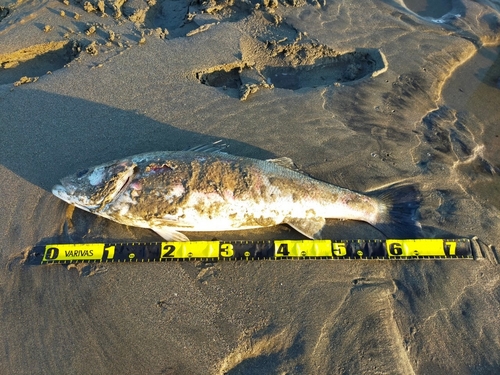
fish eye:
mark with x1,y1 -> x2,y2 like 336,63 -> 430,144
76,168 -> 89,178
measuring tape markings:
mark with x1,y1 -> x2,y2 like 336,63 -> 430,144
37,239 -> 473,264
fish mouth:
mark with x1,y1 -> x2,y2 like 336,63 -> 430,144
52,184 -> 71,201
51,183 -> 99,212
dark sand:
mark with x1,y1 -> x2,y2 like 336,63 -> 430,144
1,0 -> 500,374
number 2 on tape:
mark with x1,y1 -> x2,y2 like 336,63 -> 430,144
160,241 -> 219,259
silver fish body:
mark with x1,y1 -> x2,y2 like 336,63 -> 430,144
52,150 -> 420,241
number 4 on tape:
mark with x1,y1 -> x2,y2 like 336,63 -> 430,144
274,240 -> 333,257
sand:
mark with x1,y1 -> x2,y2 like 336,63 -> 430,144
1,0 -> 500,373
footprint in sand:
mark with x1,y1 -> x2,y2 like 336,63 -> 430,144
0,41 -> 80,86
197,42 -> 387,99
414,106 -> 498,176
145,0 -> 257,38
144,0 -> 315,38
261,48 -> 386,90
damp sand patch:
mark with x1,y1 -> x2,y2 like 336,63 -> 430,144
403,0 -> 453,19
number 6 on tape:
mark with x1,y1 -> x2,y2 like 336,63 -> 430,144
386,239 -> 457,257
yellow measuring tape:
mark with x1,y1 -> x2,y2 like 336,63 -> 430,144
26,238 -> 473,265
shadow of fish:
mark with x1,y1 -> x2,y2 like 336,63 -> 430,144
52,144 -> 421,241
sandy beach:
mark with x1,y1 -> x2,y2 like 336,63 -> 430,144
1,0 -> 500,373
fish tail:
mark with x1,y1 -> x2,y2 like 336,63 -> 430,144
367,184 -> 421,238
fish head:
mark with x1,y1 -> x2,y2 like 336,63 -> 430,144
52,160 -> 138,212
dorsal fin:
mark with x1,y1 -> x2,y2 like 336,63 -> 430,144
266,157 -> 310,175
185,140 -> 228,153
266,157 -> 296,169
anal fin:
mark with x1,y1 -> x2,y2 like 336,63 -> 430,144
151,226 -> 190,241
284,217 -> 325,239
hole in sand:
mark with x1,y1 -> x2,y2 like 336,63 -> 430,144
197,67 -> 243,89
0,7 -> 9,22
0,41 -> 79,85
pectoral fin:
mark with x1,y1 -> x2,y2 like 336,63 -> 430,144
151,226 -> 190,241
284,217 -> 325,239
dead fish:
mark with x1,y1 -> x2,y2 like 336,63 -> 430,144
52,145 -> 420,241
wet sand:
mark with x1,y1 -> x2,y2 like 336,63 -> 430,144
1,0 -> 500,374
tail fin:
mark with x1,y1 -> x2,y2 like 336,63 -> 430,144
367,184 -> 421,238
